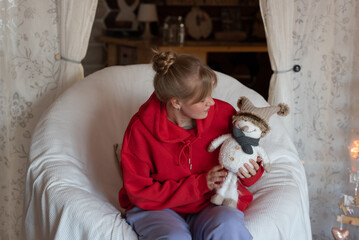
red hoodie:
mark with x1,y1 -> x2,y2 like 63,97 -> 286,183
119,92 -> 264,215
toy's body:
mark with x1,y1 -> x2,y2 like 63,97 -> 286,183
209,133 -> 270,174
208,124 -> 270,208
208,96 -> 289,208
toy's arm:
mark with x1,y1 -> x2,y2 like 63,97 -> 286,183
257,147 -> 271,172
208,134 -> 231,152
256,147 -> 269,161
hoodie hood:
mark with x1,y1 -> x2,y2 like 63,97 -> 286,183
138,92 -> 215,143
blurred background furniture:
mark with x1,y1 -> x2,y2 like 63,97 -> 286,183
89,0 -> 272,99
25,64 -> 311,239
100,36 -> 268,66
99,35 -> 270,99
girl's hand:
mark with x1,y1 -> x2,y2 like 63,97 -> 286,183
237,156 -> 262,179
206,165 -> 228,190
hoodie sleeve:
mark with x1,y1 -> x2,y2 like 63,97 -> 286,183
120,151 -> 211,210
239,164 -> 264,187
119,114 -> 212,211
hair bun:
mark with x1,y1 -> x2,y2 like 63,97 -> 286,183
152,50 -> 177,75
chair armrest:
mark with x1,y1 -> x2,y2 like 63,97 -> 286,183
245,162 -> 311,240
25,159 -> 137,240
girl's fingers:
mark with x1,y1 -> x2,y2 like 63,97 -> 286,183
237,171 -> 245,179
238,158 -> 263,179
208,171 -> 227,183
239,167 -> 251,178
249,159 -> 259,171
243,163 -> 255,176
207,165 -> 227,190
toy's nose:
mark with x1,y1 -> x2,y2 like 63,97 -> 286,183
240,126 -> 249,132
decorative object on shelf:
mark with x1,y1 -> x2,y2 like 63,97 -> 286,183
185,7 -> 212,40
137,3 -> 158,39
115,0 -> 140,30
333,146 -> 359,239
162,16 -> 185,45
331,226 -> 350,240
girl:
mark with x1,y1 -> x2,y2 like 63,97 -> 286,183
119,50 -> 263,240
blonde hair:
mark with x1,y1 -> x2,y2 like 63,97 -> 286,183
152,50 -> 217,103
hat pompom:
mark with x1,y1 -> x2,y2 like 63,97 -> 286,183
237,96 -> 247,109
277,103 -> 289,116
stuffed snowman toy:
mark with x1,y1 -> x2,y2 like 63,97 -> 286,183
208,96 -> 289,208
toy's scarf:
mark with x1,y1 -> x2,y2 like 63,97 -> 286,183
232,126 -> 260,154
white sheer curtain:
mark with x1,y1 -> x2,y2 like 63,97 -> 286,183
0,1 -> 97,239
259,0 -> 295,138
260,0 -> 359,239
57,0 -> 98,94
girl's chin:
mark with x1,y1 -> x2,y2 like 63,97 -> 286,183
198,112 -> 209,119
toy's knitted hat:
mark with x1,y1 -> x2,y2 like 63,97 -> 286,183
236,96 -> 289,137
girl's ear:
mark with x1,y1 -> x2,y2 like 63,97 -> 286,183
169,97 -> 181,110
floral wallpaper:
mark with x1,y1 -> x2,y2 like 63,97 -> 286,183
292,0 -> 359,239
0,0 -> 59,239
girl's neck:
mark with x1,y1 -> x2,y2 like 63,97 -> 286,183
166,103 -> 196,129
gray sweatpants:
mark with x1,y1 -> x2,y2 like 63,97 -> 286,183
125,204 -> 252,240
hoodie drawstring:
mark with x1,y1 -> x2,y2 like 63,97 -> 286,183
178,141 -> 193,170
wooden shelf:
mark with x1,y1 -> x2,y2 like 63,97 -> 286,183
100,36 -> 267,65
337,215 -> 359,226
163,0 -> 258,7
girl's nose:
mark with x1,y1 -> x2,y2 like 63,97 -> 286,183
207,97 -> 215,106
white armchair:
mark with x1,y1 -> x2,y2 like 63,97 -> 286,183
24,64 -> 312,240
